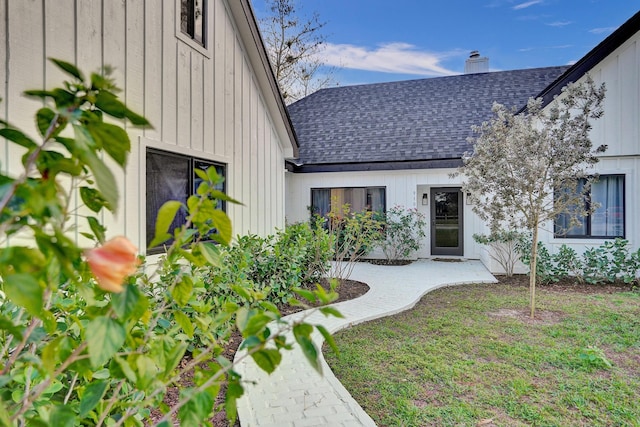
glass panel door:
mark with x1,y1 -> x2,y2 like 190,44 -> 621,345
430,188 -> 463,256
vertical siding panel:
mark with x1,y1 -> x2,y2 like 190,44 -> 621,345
203,46 -> 214,154
256,104 -> 265,235
619,42 -> 637,154
125,0 -> 145,246
6,0 -> 44,176
143,1 -> 162,140
231,38 -> 243,231
224,24 -> 235,163
0,0 -> 6,133
213,0 -> 225,156
44,1 -> 75,87
102,0 -> 126,235
249,80 -> 259,233
162,0 -> 177,144
241,62 -> 251,233
191,53 -> 204,151
76,0 -> 103,76
176,43 -> 191,147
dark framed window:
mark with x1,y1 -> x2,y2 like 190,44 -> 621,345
146,148 -> 225,253
555,174 -> 625,238
180,0 -> 206,47
310,187 -> 386,217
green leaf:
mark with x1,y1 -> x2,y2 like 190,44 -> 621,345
241,313 -> 273,338
163,341 -> 188,376
316,325 -> 339,356
293,288 -> 316,303
194,168 -> 208,181
171,276 -> 193,307
42,336 -> 64,373
87,216 -> 106,244
197,242 -> 220,266
173,311 -> 194,339
209,189 -> 241,205
224,382 -> 244,424
124,108 -> 151,126
80,186 -> 110,213
319,306 -> 344,319
79,380 -> 109,418
3,274 -> 43,317
178,390 -> 215,427
50,57 -> 85,81
293,323 -> 321,374
50,404 -> 76,427
0,128 -> 37,149
111,284 -> 148,321
149,200 -> 182,248
87,316 -> 126,368
251,349 -> 282,374
36,107 -> 58,138
0,315 -> 23,341
95,91 -> 127,119
210,210 -> 232,245
88,121 -> 130,166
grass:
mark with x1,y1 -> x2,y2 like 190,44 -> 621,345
324,280 -> 640,427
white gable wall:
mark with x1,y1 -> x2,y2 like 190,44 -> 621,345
538,28 -> 640,257
1,0 -> 292,253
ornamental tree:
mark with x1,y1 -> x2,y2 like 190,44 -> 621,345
453,76 -> 606,318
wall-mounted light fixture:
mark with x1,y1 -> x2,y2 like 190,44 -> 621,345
422,193 -> 428,205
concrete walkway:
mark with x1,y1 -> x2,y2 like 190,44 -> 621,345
234,259 -> 497,427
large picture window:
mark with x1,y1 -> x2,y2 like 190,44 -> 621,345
146,148 -> 225,252
310,187 -> 386,217
555,174 -> 625,238
180,0 -> 206,47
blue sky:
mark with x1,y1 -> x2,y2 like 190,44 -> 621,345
252,1 -> 639,86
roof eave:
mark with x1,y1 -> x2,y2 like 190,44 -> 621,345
285,158 -> 464,173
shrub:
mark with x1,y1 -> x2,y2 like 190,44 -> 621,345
517,236 -> 640,285
322,204 -> 384,281
473,230 -> 522,276
0,60 -> 340,426
379,206 -> 427,262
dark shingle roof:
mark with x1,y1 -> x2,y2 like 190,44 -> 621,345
287,66 -> 569,172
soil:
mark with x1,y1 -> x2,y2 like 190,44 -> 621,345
151,278 -> 370,426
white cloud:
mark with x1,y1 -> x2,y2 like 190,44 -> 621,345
589,27 -> 615,34
547,20 -> 572,27
315,42 -> 459,77
513,0 -> 543,10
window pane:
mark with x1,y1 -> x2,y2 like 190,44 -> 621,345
556,179 -> 587,237
180,0 -> 191,36
193,160 -> 225,209
311,189 -> 330,217
194,0 -> 205,45
311,187 -> 386,217
146,151 -> 190,248
591,175 -> 624,237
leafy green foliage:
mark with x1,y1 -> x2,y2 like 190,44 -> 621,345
379,205 -> 427,262
517,237 -> 640,285
0,60 -> 341,426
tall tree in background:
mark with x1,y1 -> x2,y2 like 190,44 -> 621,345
258,0 -> 337,103
453,77 -> 606,318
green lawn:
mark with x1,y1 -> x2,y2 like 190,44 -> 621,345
324,280 -> 640,427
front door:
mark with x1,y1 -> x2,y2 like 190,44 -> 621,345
430,188 -> 463,256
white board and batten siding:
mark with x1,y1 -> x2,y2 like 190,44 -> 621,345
285,169 -> 487,261
1,0 -> 295,254
538,27 -> 640,257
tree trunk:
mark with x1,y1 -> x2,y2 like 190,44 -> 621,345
529,226 -> 539,319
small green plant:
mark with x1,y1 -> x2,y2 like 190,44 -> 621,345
379,206 -> 427,262
323,203 -> 384,281
473,230 -> 522,276
578,346 -> 612,370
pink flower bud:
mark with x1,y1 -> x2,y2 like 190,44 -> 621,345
86,236 -> 140,293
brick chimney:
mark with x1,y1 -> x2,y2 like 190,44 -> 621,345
464,50 -> 489,74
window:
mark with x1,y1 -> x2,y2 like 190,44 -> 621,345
310,187 -> 386,217
555,174 -> 625,238
146,148 -> 225,252
180,0 -> 206,46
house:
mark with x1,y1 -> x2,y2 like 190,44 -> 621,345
0,0 -> 297,254
285,11 -> 640,271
